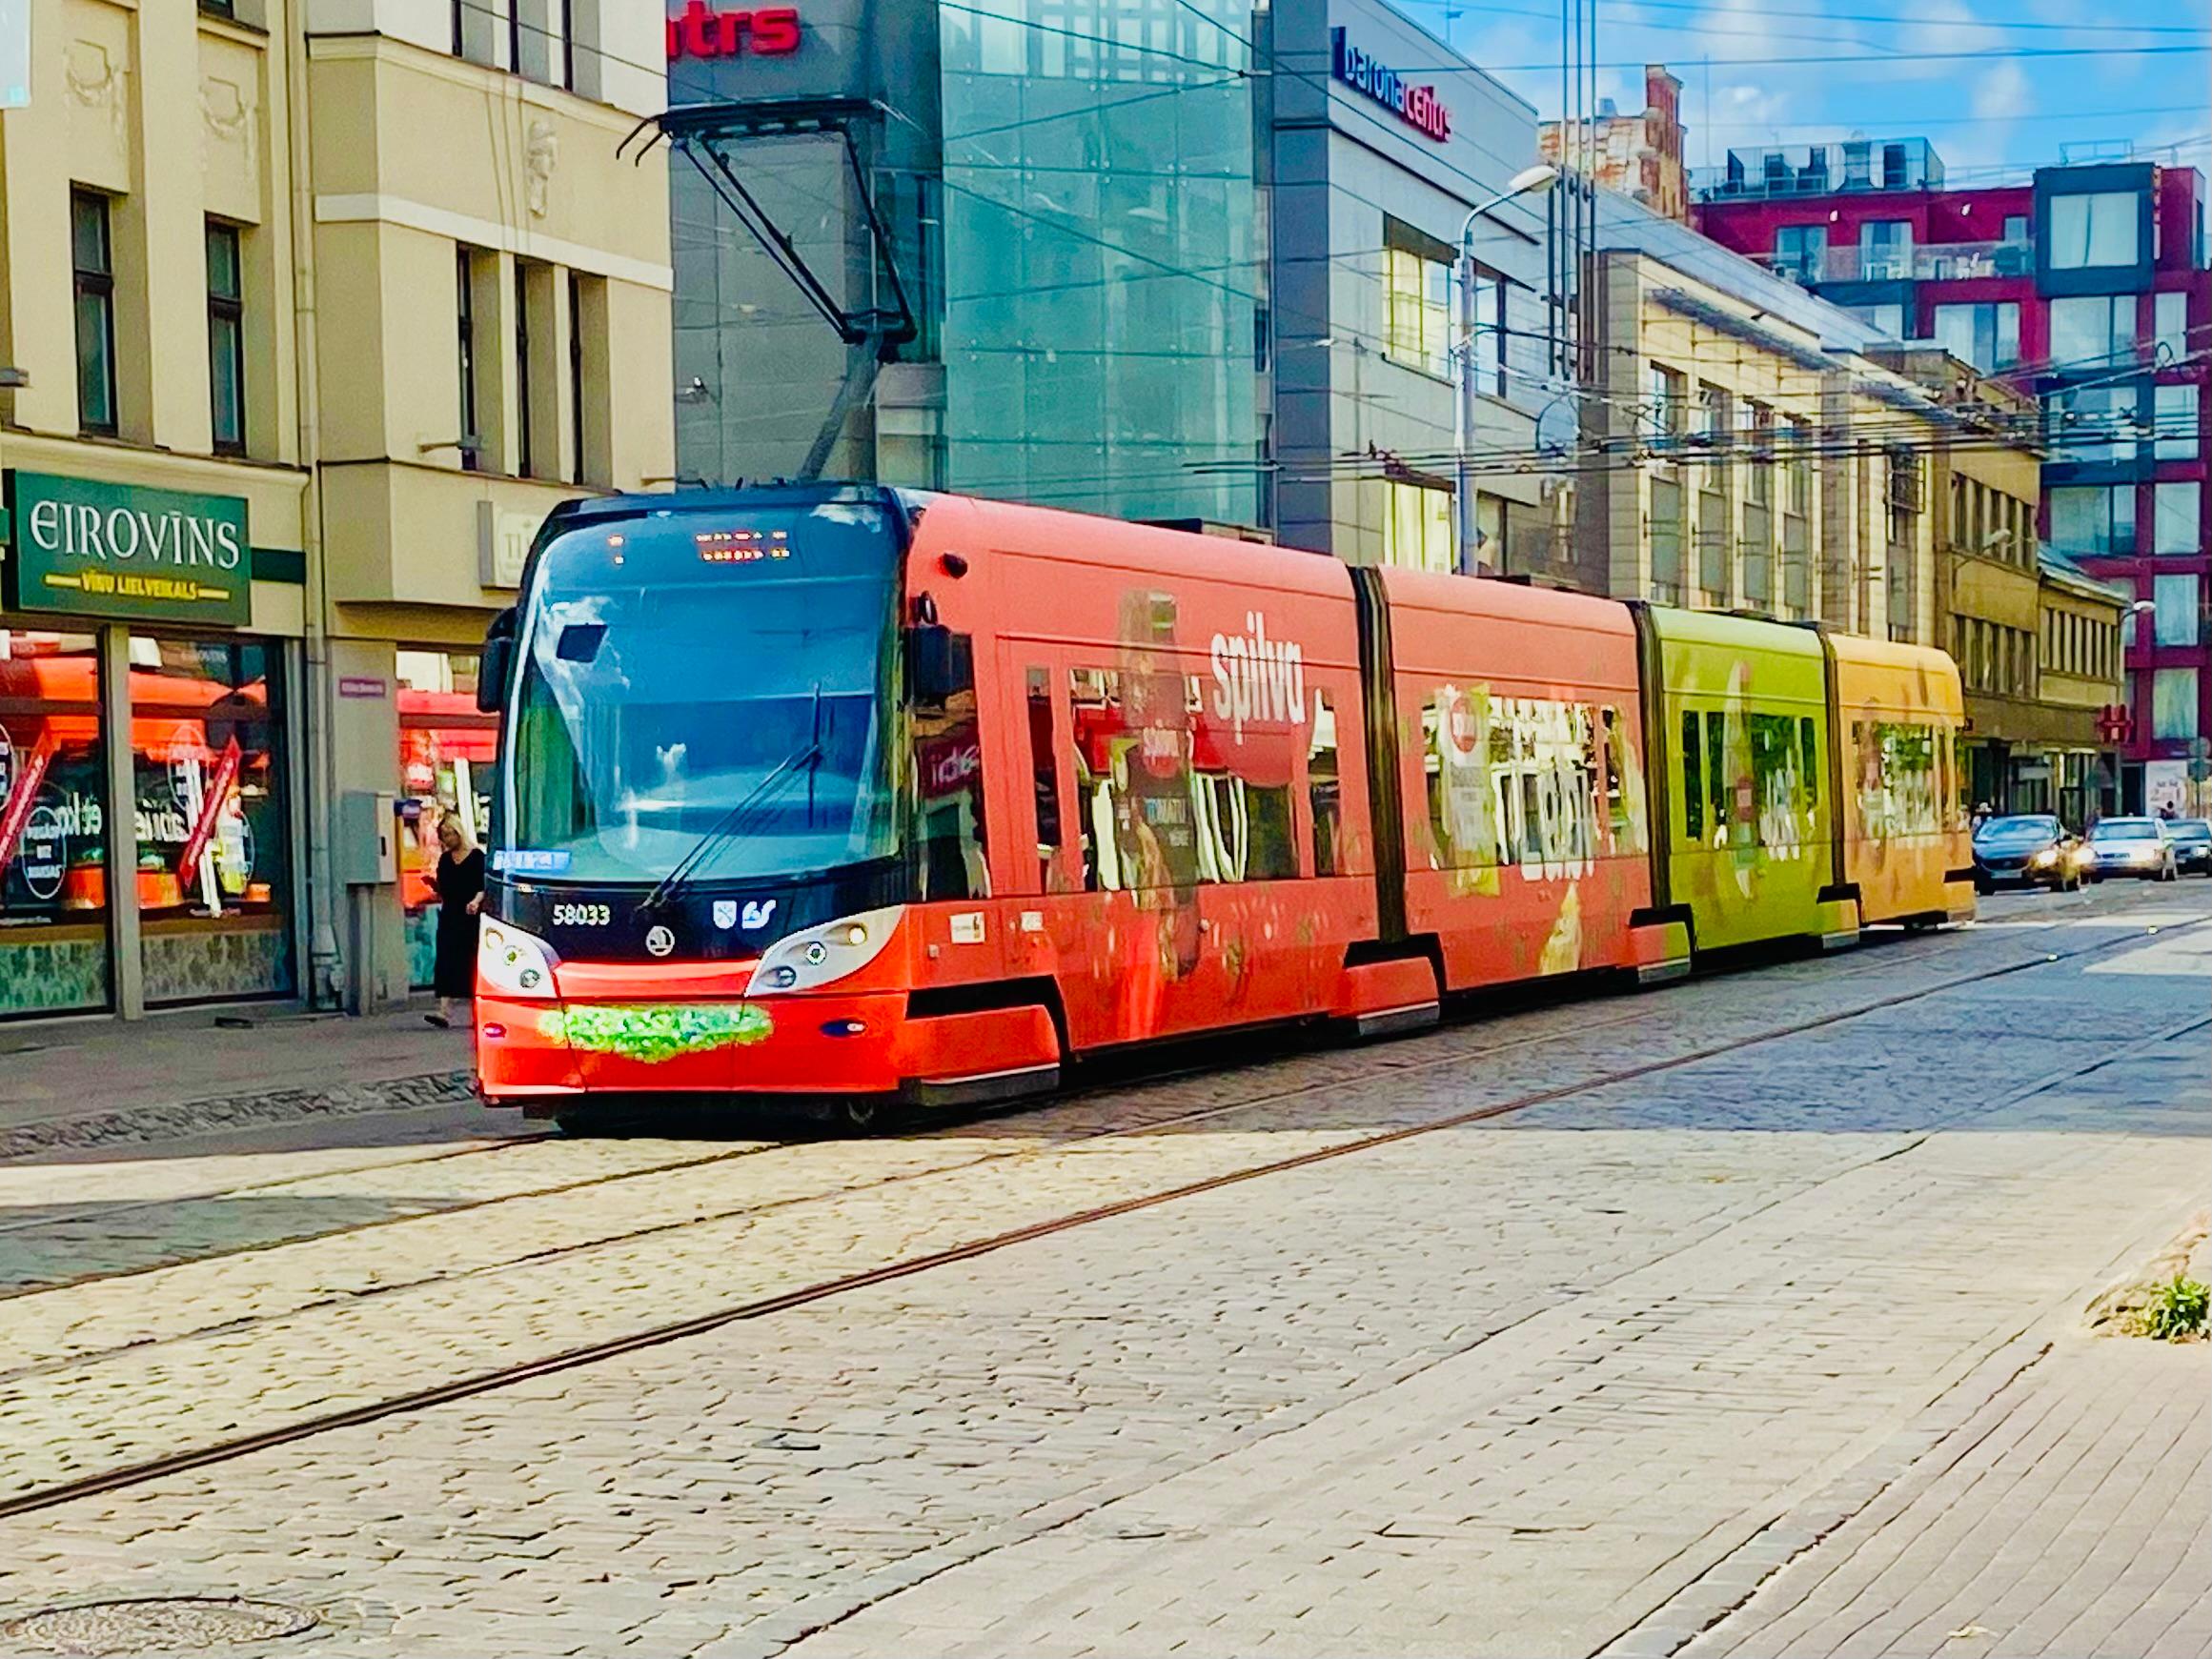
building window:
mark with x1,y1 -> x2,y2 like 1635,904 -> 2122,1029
1848,302 -> 1906,339
2049,485 -> 2135,555
2152,669 -> 2200,741
1932,301 -> 2019,373
0,628 -> 112,1015
2154,291 -> 2188,364
561,0 -> 577,88
1650,364 -> 1687,447
566,271 -> 585,485
2154,575 -> 2200,648
206,220 -> 246,455
2049,191 -> 2141,271
2048,295 -> 2133,371
1858,219 -> 1912,280
71,190 -> 118,437
2155,383 -> 2199,461
1783,416 -> 1812,516
1745,402 -> 1774,505
1383,232 -> 1451,380
1773,224 -> 1826,281
1650,475 -> 1684,598
2046,380 -> 2139,464
1382,481 -> 1453,573
1469,265 -> 1508,397
2155,482 -> 2200,555
2002,213 -> 2029,244
456,249 -> 480,472
515,263 -> 534,478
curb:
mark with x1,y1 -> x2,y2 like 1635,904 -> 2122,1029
0,1070 -> 478,1163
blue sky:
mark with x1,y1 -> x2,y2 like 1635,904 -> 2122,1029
1394,0 -> 2211,181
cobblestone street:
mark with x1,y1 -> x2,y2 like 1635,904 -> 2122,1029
1,883 -> 2206,1659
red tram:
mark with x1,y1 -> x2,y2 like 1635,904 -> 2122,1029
471,486 -> 1970,1124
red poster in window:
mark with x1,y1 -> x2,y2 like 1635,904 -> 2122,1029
177,737 -> 244,876
0,731 -> 56,879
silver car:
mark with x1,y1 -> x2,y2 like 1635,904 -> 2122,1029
2084,817 -> 2179,881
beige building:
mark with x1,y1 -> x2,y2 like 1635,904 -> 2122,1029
1873,347 -> 2124,824
1573,248 -> 1940,641
1537,67 -> 1688,226
0,0 -> 672,1022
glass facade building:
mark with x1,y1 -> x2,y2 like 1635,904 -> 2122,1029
669,0 -> 1263,529
936,0 -> 1260,524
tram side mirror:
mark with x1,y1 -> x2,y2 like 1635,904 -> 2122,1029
477,607 -> 517,714
907,623 -> 973,710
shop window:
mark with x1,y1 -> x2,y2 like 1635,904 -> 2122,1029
0,629 -> 110,1016
72,190 -> 118,437
2049,191 -> 2141,271
398,650 -> 495,989
1309,687 -> 1340,878
128,636 -> 294,1005
1025,666 -> 1063,891
207,220 -> 246,455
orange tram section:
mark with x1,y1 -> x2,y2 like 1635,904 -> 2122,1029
473,489 -> 1974,1119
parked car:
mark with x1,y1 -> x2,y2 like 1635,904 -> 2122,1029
2164,818 -> 2212,876
2083,817 -> 2179,881
1972,814 -> 2092,892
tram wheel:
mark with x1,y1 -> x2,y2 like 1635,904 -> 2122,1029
840,1098 -> 882,1133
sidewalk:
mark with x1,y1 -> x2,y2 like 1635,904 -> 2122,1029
0,1002 -> 476,1160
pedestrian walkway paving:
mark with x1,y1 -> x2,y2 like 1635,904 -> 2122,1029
1681,1335 -> 2210,1659
0,1004 -> 472,1160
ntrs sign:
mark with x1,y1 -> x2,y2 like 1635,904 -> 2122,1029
1329,28 -> 1451,143
667,2 -> 801,60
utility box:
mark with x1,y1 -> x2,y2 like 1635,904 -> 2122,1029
338,790 -> 398,885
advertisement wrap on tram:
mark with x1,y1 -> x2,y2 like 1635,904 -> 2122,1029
470,486 -> 1973,1126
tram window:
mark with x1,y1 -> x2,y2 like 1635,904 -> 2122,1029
1309,687 -> 1341,877
913,694 -> 988,901
1799,718 -> 1819,808
1748,714 -> 1802,846
1680,710 -> 1703,842
1025,667 -> 1064,890
1705,712 -> 1729,844
1067,661 -> 1200,894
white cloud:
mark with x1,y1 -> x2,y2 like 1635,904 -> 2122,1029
1971,61 -> 2032,124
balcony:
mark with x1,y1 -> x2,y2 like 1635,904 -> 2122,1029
1697,138 -> 1945,202
1768,238 -> 2033,288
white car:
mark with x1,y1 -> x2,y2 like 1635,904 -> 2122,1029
2083,818 -> 2179,881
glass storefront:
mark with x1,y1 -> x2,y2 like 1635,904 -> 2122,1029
396,650 -> 494,988
939,0 -> 1261,526
0,627 -> 111,1016
129,635 -> 294,1005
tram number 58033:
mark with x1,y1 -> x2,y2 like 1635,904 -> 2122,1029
551,902 -> 611,928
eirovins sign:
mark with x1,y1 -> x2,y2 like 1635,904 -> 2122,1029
3,473 -> 253,627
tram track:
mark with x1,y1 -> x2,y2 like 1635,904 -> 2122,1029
0,890 -> 2112,1287
0,903 -> 2191,1527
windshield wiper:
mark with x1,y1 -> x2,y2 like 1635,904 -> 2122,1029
636,694 -> 824,918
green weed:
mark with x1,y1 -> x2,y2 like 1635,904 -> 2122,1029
2136,1276 -> 2210,1341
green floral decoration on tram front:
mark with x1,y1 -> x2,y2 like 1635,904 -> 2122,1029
538,1002 -> 775,1064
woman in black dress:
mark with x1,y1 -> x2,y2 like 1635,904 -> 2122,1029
426,815 -> 485,1028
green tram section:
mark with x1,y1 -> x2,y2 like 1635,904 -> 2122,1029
1638,607 -> 1853,954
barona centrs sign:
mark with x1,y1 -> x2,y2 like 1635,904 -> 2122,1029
4,472 -> 253,625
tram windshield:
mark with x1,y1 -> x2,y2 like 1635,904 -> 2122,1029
499,500 -> 901,885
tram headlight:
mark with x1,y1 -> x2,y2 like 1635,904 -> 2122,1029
478,921 -> 559,999
746,906 -> 903,996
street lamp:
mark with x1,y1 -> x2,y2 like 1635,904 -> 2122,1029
1456,164 -> 1559,576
